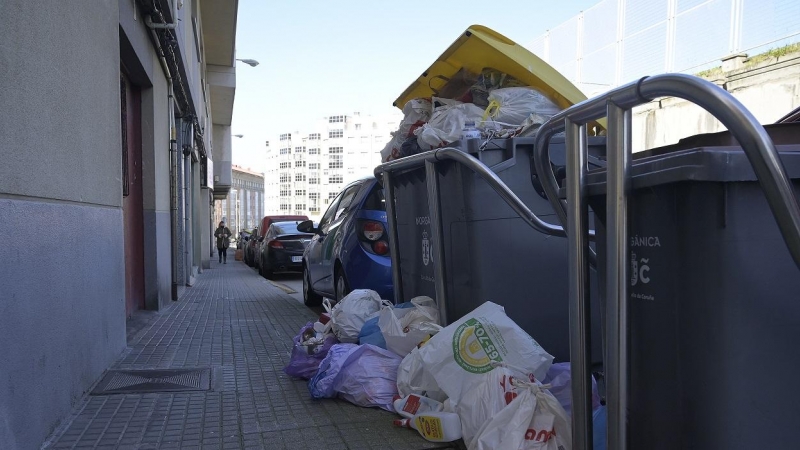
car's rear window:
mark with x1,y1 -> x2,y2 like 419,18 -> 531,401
273,222 -> 302,234
362,185 -> 385,211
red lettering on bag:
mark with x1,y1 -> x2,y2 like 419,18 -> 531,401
524,428 -> 555,442
504,391 -> 518,405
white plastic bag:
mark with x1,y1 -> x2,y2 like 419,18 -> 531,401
396,346 -> 448,403
482,87 -> 561,129
416,102 -> 485,150
381,98 -> 433,162
325,290 -> 386,343
379,296 -> 441,357
472,378 -> 572,450
417,301 -> 554,405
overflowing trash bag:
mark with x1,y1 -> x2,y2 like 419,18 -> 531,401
482,87 -> 560,130
283,322 -> 338,379
325,290 -> 386,343
378,296 -> 441,357
308,343 -> 401,411
416,102 -> 486,151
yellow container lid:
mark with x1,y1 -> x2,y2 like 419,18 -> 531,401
394,25 -> 603,130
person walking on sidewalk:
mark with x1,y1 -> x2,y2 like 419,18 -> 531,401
214,221 -> 232,264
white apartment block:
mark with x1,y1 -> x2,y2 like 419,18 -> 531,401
264,112 -> 403,219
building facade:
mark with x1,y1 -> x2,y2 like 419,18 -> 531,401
215,165 -> 265,236
0,1 -> 238,448
264,112 -> 403,218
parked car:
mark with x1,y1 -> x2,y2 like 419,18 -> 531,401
244,227 -> 259,266
299,177 -> 392,306
258,221 -> 315,279
254,215 -> 309,271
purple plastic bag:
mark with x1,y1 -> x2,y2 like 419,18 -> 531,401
334,344 -> 402,411
308,343 -> 359,398
543,362 -> 602,416
283,322 -> 338,380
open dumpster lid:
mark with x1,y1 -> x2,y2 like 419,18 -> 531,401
393,25 -> 588,113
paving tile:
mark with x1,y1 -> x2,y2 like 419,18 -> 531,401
44,261 -> 449,449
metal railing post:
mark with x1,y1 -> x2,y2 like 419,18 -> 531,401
382,171 -> 404,304
566,119 -> 593,449
605,102 -> 632,450
425,161 -> 449,325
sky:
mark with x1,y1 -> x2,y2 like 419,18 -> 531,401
230,0 -> 601,171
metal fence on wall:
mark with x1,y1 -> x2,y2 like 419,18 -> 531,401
529,0 -> 800,95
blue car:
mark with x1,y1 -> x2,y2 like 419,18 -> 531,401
298,177 -> 393,306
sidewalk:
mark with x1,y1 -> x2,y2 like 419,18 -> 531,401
45,260 -> 448,450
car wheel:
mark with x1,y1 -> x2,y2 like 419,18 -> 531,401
303,264 -> 322,307
335,268 -> 350,303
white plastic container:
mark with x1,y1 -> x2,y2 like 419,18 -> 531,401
393,394 -> 444,419
461,121 -> 481,140
393,411 -> 462,442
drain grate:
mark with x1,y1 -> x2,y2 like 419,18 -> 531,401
91,368 -> 211,395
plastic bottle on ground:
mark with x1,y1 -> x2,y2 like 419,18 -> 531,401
393,411 -> 462,442
392,394 -> 444,419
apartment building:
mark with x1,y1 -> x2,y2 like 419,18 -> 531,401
215,165 -> 265,237
264,112 -> 403,218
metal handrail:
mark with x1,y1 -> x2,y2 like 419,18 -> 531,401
534,73 -> 800,450
375,147 -> 567,237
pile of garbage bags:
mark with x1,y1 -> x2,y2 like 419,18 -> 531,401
284,291 -> 606,449
381,69 -> 562,162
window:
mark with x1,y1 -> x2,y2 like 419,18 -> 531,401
355,123 -> 361,130
280,133 -> 292,141
280,189 -> 290,196
309,147 -> 320,155
309,207 -> 320,213
295,190 -> 306,196
294,146 -> 306,153
279,147 -> 291,155
308,133 -> 321,140
309,193 -> 320,200
295,174 -> 306,182
294,160 -> 306,168
309,163 -> 320,170
329,154 -> 343,169
295,204 -> 306,210
329,175 -> 343,184
329,147 -> 343,154
328,192 -> 338,200
329,129 -> 343,139
309,178 -> 319,185
279,162 -> 290,169
279,173 -> 291,183
280,203 -> 290,210
332,185 -> 361,221
329,115 -> 345,123
363,184 -> 386,211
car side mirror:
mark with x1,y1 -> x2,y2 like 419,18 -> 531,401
297,219 -> 318,234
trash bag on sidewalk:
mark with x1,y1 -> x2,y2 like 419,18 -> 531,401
379,296 -> 441,357
417,301 -> 554,406
309,343 -> 359,399
471,376 -> 572,450
542,362 -> 602,417
334,344 -> 403,411
325,290 -> 387,343
284,322 -> 338,380
358,316 -> 386,348
396,346 -> 448,403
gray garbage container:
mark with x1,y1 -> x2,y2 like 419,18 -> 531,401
585,123 -> 800,449
390,136 -> 605,363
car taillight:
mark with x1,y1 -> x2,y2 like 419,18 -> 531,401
372,240 -> 389,255
268,240 -> 283,249
362,221 -> 384,241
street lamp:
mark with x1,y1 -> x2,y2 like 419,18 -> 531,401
236,58 -> 259,67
